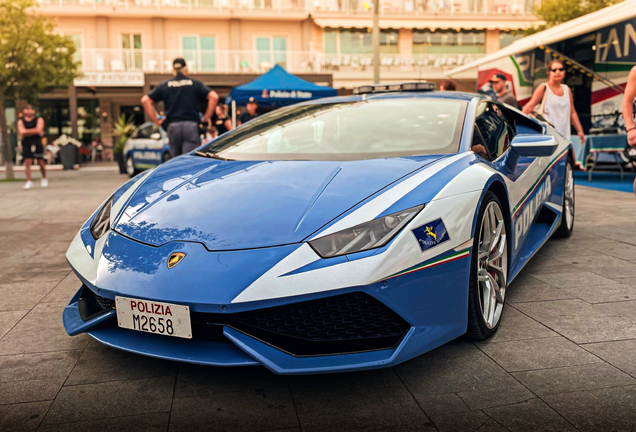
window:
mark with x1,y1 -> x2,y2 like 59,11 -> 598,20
325,28 -> 399,55
201,98 -> 466,161
474,102 -> 515,160
256,36 -> 287,69
413,31 -> 485,54
121,34 -> 142,70
62,33 -> 83,67
132,124 -> 152,140
182,36 -> 216,72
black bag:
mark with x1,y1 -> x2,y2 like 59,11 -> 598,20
624,144 -> 636,163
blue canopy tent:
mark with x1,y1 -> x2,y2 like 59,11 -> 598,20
225,65 -> 337,108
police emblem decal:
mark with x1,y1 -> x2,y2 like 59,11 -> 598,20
412,219 -> 450,251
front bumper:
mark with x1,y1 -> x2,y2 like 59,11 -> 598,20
63,247 -> 471,375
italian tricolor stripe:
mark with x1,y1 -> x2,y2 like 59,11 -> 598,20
373,248 -> 470,284
512,148 -> 569,218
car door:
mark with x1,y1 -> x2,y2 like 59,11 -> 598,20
130,124 -> 157,168
474,101 -> 554,266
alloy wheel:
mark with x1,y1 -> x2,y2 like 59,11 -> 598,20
477,201 -> 507,329
564,163 -> 575,230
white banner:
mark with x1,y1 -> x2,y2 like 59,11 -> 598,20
74,72 -> 145,87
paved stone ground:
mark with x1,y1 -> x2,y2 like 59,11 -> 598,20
2,169 -> 636,432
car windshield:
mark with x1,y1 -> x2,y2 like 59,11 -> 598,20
199,97 -> 466,161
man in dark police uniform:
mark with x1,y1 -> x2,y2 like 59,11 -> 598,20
141,58 -> 219,157
238,97 -> 260,126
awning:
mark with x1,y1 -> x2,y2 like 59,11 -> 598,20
313,17 -> 537,31
225,65 -> 337,108
446,0 -> 636,76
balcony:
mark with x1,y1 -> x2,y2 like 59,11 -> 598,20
37,0 -> 538,17
73,49 -> 485,75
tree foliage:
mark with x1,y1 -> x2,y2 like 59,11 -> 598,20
0,0 -> 79,178
526,0 -> 622,35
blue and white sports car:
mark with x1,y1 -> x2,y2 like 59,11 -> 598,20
123,122 -> 171,177
63,83 -> 575,374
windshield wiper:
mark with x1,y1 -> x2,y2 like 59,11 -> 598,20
194,151 -> 227,161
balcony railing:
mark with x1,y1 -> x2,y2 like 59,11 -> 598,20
38,0 -> 538,15
73,49 -> 486,75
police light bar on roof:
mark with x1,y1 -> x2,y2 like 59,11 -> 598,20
353,82 -> 435,95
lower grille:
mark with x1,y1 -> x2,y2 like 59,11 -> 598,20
191,292 -> 410,357
95,293 -> 115,310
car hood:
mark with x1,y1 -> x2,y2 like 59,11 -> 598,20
113,154 -> 446,250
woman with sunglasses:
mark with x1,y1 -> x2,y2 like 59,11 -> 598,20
523,59 -> 585,144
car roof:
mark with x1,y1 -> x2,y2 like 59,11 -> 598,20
296,91 -> 485,107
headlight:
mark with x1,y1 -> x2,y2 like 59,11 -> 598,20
309,204 -> 424,258
90,195 -> 114,240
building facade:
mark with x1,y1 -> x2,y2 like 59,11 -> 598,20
11,0 -> 541,148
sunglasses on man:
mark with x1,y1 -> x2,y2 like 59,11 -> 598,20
489,80 -> 503,84
551,68 -> 565,72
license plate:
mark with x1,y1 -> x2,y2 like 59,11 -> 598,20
115,296 -> 192,339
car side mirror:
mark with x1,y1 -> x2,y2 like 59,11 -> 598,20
497,135 -> 558,175
510,134 -> 558,157
150,133 -> 161,140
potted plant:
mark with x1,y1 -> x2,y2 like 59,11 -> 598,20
112,114 -> 136,174
54,134 -> 82,170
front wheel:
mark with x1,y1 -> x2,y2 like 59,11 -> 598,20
553,158 -> 575,238
126,156 -> 139,178
466,192 -> 508,340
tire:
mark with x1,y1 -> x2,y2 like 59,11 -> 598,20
553,157 -> 575,238
162,152 -> 171,164
466,191 -> 509,340
126,156 -> 140,178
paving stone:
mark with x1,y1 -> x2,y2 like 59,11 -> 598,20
0,281 -> 58,311
588,242 -> 636,263
532,271 -> 619,288
0,270 -> 70,286
0,303 -> 90,355
40,272 -> 82,304
66,339 -> 177,385
512,362 -> 636,395
485,306 -> 558,342
561,255 -> 636,279
0,400 -> 51,432
563,282 -> 636,303
0,351 -> 81,382
514,299 -> 636,343
0,310 -> 28,339
38,413 -> 170,432
43,376 -> 175,425
170,390 -> 299,432
476,337 -> 600,372
429,410 -> 491,432
474,419 -> 509,432
0,377 -> 66,404
542,385 -> 636,431
395,340 -> 520,397
505,282 -> 576,304
410,393 -> 470,416
457,380 -> 534,410
175,363 -> 285,398
289,369 -> 431,432
583,339 -> 636,378
483,398 -> 576,431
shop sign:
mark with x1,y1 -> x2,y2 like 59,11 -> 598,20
74,72 -> 145,87
320,54 -> 481,69
262,90 -> 313,99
